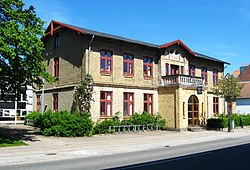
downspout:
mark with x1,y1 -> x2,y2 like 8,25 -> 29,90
88,35 -> 95,75
223,63 -> 230,115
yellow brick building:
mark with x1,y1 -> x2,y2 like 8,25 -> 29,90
35,20 -> 230,131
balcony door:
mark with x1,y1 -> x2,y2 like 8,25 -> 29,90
188,95 -> 199,127
171,65 -> 179,75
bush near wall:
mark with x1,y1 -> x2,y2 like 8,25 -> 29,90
25,111 -> 166,136
207,114 -> 250,130
25,111 -> 94,137
94,111 -> 166,134
206,117 -> 227,130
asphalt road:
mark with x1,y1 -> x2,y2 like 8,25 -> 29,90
1,136 -> 250,170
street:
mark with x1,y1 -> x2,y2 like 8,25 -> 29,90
1,135 -> 250,170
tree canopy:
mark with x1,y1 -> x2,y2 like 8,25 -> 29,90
0,0 -> 54,98
213,74 -> 243,102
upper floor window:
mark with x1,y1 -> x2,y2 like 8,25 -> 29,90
54,33 -> 60,48
100,50 -> 112,73
100,91 -> 112,117
123,53 -> 134,75
201,67 -> 207,84
213,69 -> 218,84
54,57 -> 59,78
189,65 -> 195,76
123,93 -> 134,116
52,93 -> 58,113
144,94 -> 153,114
143,57 -> 153,78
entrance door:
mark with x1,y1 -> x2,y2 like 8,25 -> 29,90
188,95 -> 199,126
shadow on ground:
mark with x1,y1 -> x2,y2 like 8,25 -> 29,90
0,125 -> 40,142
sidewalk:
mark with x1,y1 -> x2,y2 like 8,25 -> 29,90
0,125 -> 250,166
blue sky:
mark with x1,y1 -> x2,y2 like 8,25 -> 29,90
23,0 -> 250,74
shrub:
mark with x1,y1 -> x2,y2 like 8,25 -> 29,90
130,111 -> 155,125
154,114 -> 166,130
94,111 -> 166,134
41,111 -> 94,137
207,117 -> 227,130
94,115 -> 121,134
25,111 -> 43,127
25,111 -> 94,137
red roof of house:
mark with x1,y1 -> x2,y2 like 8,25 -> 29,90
232,70 -> 240,77
239,65 -> 250,81
239,82 -> 250,99
160,39 -> 195,55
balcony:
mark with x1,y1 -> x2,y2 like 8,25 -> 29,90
161,75 -> 204,87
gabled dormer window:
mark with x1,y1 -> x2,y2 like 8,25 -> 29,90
54,33 -> 60,48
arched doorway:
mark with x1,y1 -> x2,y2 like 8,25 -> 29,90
188,95 -> 199,127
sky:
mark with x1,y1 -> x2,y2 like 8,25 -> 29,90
23,0 -> 250,74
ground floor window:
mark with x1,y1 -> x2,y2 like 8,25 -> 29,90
100,91 -> 112,116
36,95 -> 41,112
123,93 -> 134,116
52,93 -> 58,113
213,97 -> 219,114
144,94 -> 153,114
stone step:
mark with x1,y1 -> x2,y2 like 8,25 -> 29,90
187,126 -> 206,132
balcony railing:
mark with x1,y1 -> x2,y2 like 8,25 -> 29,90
161,75 -> 204,87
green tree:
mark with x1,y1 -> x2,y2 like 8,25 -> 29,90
213,74 -> 243,132
73,74 -> 94,114
0,0 -> 54,98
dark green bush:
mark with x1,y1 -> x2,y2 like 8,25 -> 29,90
25,111 -> 94,137
25,111 -> 43,127
26,110 -> 166,136
94,113 -> 121,134
94,111 -> 166,134
130,111 -> 155,125
241,115 -> 250,126
208,114 -> 250,130
207,117 -> 227,130
41,111 -> 94,137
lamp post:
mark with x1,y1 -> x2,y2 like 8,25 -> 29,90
226,92 -> 233,132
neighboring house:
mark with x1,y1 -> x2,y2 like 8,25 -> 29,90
0,86 -> 33,121
236,64 -> 250,114
35,20 -> 229,131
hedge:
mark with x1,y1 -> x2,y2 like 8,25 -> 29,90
26,111 -> 166,136
207,114 -> 250,130
25,111 -> 94,137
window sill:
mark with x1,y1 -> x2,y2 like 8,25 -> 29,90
100,116 -> 113,119
144,76 -> 153,80
123,74 -> 134,78
100,72 -> 112,76
123,115 -> 132,119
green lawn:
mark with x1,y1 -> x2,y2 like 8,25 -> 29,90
0,137 -> 27,147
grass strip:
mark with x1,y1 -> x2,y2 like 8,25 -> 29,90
0,137 -> 27,147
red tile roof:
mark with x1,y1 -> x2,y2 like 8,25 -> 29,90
239,82 -> 250,99
232,70 -> 240,77
239,65 -> 250,81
